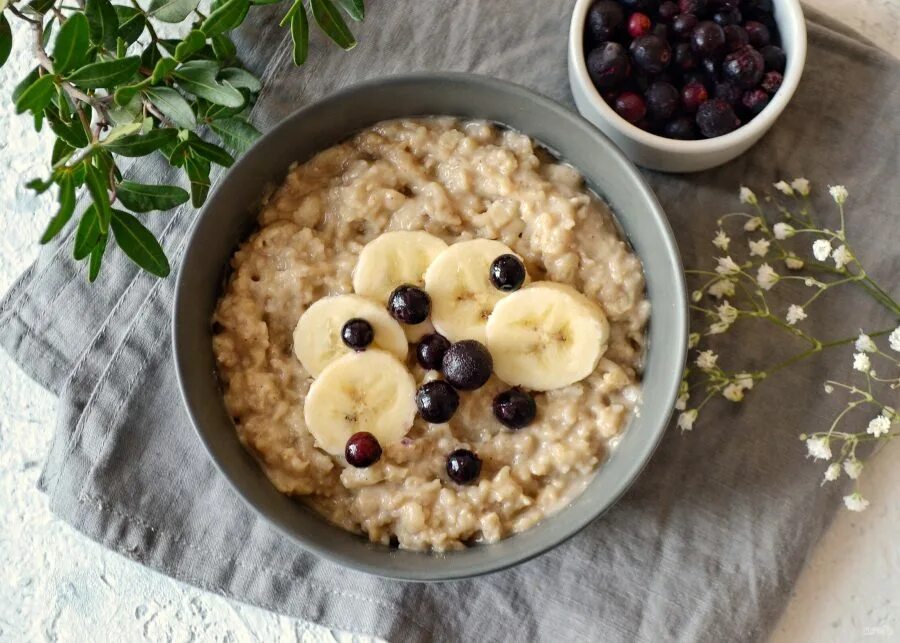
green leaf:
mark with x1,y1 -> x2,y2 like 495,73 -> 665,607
185,154 -> 211,206
15,74 -> 56,115
116,180 -> 190,212
52,13 -> 90,74
47,110 -> 90,147
209,117 -> 260,154
211,34 -> 236,61
149,0 -> 200,23
85,0 -> 119,50
41,16 -> 54,49
188,135 -> 234,167
335,0 -> 364,21
13,68 -> 41,103
166,139 -> 190,167
250,0 -> 281,4
88,231 -> 108,281
174,61 -> 244,107
290,2 -> 308,65
110,209 -> 171,276
40,175 -> 76,244
151,57 -> 177,83
26,177 -> 54,194
104,121 -> 143,144
74,204 -> 102,259
174,29 -> 206,62
201,0 -> 248,36
145,87 -> 196,128
218,67 -> 260,92
115,6 -> 146,44
0,14 -> 12,70
52,138 -> 75,165
84,163 -> 112,233
141,43 -> 162,69
26,0 -> 54,15
66,56 -> 141,89
103,128 -> 177,156
311,0 -> 356,50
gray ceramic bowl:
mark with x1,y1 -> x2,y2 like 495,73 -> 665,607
173,73 -> 687,581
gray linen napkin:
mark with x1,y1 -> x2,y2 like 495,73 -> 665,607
2,3 -> 898,641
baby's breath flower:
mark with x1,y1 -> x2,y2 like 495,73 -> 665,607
678,410 -> 698,431
866,414 -> 890,438
785,256 -> 805,270
843,459 -> 863,480
888,326 -> 900,353
739,186 -> 757,205
692,290 -> 703,302
773,180 -> 794,196
688,332 -> 701,349
696,350 -> 718,371
823,383 -> 834,394
717,301 -> 738,324
734,373 -> 754,390
855,333 -> 876,353
823,463 -> 840,482
708,321 -> 730,335
791,178 -> 810,196
715,256 -> 741,276
748,238 -> 770,257
709,279 -> 735,299
786,304 -> 807,326
756,263 -> 778,290
773,222 -> 795,239
852,352 -> 871,373
831,244 -> 853,270
743,216 -> 762,231
843,492 -> 869,512
806,436 -> 832,460
829,185 -> 849,205
812,239 -> 832,262
803,278 -> 819,288
675,392 -> 689,411
722,383 -> 745,402
713,229 -> 730,250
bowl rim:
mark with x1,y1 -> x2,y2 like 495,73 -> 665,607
568,0 -> 807,151
172,72 -> 688,581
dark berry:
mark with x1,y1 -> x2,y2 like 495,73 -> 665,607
442,340 -> 493,390
416,380 -> 460,424
713,79 -> 742,105
621,0 -> 659,9
741,88 -> 770,115
674,42 -> 698,70
722,45 -> 764,88
587,0 -> 624,41
645,81 -> 680,121
678,0 -> 706,14
613,91 -> 647,124
651,23 -> 669,40
696,98 -> 741,137
681,81 -> 708,112
691,21 -> 725,55
628,12 -> 652,38
672,13 -> 698,39
761,70 -> 783,94
587,42 -> 631,89
744,21 -> 771,47
489,254 -> 527,292
416,333 -> 450,370
723,24 -> 749,51
341,318 -> 374,351
446,449 -> 481,484
345,432 -> 382,468
760,45 -> 786,72
658,1 -> 679,22
712,7 -> 741,26
664,115 -> 699,139
493,389 -> 537,430
629,34 -> 672,74
700,56 -> 720,80
388,284 -> 431,324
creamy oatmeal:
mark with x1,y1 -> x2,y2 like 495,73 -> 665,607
212,118 -> 648,551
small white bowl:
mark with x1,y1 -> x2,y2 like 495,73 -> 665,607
568,0 -> 807,173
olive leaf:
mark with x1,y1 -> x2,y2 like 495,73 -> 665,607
40,173 -> 76,244
184,154 -> 211,206
0,14 -> 13,70
149,0 -> 201,24
289,1 -> 309,66
103,129 -> 178,156
188,134 -> 235,167
201,0 -> 250,36
15,74 -> 56,115
110,209 -> 171,277
73,204 -> 102,259
311,0 -> 356,50
115,6 -> 147,44
335,0 -> 364,21
174,60 -> 244,107
218,67 -> 261,92
85,0 -> 119,50
209,116 -> 261,154
116,181 -> 190,212
66,56 -> 141,89
174,29 -> 206,61
89,231 -> 108,281
84,163 -> 112,232
52,12 -> 90,74
145,86 -> 197,128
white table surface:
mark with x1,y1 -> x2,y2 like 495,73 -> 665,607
1,2 -> 898,641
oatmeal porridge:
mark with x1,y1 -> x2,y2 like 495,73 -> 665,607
212,118 -> 648,552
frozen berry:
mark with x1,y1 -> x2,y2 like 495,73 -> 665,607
652,23 -> 670,40
489,254 -> 526,292
672,13 -> 698,39
446,449 -> 481,484
761,70 -> 783,93
674,42 -> 698,70
493,389 -> 537,430
722,45 -> 764,88
613,91 -> 647,123
696,98 -> 741,137
388,284 -> 431,324
723,24 -> 749,51
741,88 -> 770,116
678,0 -> 706,14
664,115 -> 698,139
629,34 -> 672,74
442,340 -> 493,390
416,380 -> 460,423
681,81 -> 708,112
700,56 -> 719,80
713,79 -> 742,105
760,45 -> 786,72
690,21 -> 725,56
345,432 -> 382,468
645,81 -> 680,121
628,12 -> 652,38
587,42 -> 631,89
712,7 -> 741,26
587,0 -> 625,41
416,333 -> 451,370
744,20 -> 771,47
658,1 -> 679,22
341,318 -> 374,351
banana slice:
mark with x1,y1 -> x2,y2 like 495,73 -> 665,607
304,350 -> 417,455
293,294 -> 408,377
424,238 -> 527,343
486,282 -> 609,391
353,230 -> 448,304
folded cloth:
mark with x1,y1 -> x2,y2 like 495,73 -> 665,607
2,3 -> 898,641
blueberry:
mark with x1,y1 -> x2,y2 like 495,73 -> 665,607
664,115 -> 699,139
628,12 -> 652,38
586,0 -> 624,41
341,318 -> 374,351
722,45 -> 764,88
658,1 -> 680,22
700,56 -> 720,81
629,34 -> 672,74
678,0 -> 706,14
691,21 -> 725,55
681,81 -> 708,112
651,23 -> 670,40
741,88 -> 770,116
760,44 -> 786,72
416,380 -> 460,423
489,254 -> 527,292
696,98 -> 741,137
493,389 -> 537,430
442,340 -> 493,390
761,70 -> 783,94
744,20 -> 771,48
388,284 -> 431,324
723,24 -> 749,51
672,13 -> 698,39
713,79 -> 742,105
416,333 -> 451,370
446,449 -> 482,484
674,42 -> 698,70
345,432 -> 382,468
712,7 -> 741,26
645,81 -> 680,121
613,91 -> 647,124
587,42 -> 631,89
